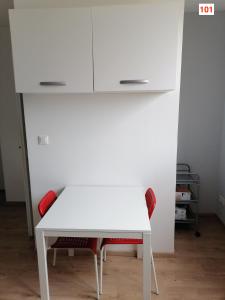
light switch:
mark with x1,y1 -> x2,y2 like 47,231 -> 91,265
38,135 -> 49,145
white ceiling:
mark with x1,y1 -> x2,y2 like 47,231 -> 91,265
185,0 -> 225,12
0,0 -> 225,26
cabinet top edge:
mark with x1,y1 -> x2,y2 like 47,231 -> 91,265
12,1 -> 183,11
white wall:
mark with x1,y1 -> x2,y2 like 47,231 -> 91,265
24,92 -> 182,253
0,144 -> 4,189
0,0 -> 13,27
15,0 -> 184,253
218,104 -> 225,224
177,12 -> 225,213
0,27 -> 25,202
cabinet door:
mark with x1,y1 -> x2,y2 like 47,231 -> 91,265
93,3 -> 181,92
9,8 -> 93,93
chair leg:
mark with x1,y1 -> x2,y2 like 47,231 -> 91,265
100,247 -> 104,295
103,246 -> 107,262
68,249 -> 75,256
151,251 -> 159,295
53,248 -> 57,267
94,254 -> 100,300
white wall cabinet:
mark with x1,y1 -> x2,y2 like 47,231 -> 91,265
9,4 -> 181,93
9,8 -> 93,93
92,4 -> 180,92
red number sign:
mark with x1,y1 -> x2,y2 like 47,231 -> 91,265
199,3 -> 215,15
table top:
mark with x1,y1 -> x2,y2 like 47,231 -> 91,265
36,186 -> 151,233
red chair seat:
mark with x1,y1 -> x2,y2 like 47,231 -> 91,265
51,237 -> 98,254
101,238 -> 143,248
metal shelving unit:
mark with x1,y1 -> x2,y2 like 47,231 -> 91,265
176,163 -> 200,237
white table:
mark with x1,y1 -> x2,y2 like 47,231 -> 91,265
35,186 -> 151,300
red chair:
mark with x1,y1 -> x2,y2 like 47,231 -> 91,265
38,191 -> 100,300
38,190 -> 57,217
99,188 -> 159,295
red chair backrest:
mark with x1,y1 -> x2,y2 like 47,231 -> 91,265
38,190 -> 57,218
145,188 -> 156,219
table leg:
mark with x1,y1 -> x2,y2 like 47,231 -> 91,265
36,230 -> 50,300
137,245 -> 143,259
143,232 -> 151,300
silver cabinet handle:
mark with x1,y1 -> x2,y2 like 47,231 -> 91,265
120,79 -> 149,85
40,81 -> 66,86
